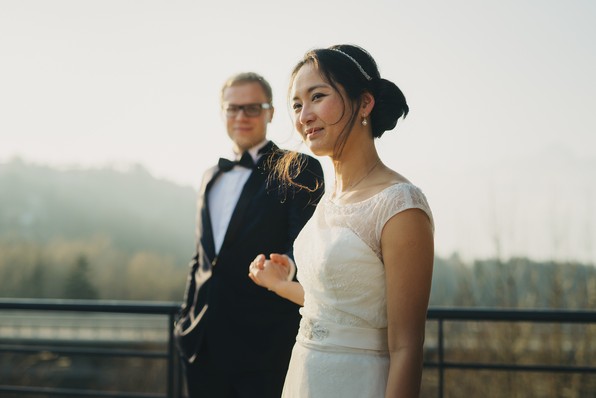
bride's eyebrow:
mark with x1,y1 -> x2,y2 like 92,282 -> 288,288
292,84 -> 330,101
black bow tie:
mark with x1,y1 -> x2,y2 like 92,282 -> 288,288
218,151 -> 255,172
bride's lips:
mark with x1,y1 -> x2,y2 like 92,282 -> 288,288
305,127 -> 323,139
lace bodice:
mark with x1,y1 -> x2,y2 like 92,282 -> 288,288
294,183 -> 433,330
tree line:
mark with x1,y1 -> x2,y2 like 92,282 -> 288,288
1,237 -> 595,310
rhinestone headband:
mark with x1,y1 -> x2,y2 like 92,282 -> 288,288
330,48 -> 372,81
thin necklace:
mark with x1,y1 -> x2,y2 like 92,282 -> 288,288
334,159 -> 380,201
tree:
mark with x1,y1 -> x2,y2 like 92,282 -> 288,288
63,255 -> 98,299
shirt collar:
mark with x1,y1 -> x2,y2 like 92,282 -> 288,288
233,139 -> 269,163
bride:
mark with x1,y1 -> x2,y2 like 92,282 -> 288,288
249,44 -> 434,398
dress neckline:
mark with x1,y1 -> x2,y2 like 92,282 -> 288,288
326,182 -> 414,208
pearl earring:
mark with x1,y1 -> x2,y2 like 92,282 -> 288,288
361,115 -> 368,126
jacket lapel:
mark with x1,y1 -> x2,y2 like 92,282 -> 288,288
220,168 -> 264,250
199,167 -> 221,261
220,142 -> 278,250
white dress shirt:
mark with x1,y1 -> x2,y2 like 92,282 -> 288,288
208,140 -> 267,254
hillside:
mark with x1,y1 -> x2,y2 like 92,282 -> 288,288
0,159 -> 197,265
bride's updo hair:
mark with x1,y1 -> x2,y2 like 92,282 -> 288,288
289,44 -> 409,140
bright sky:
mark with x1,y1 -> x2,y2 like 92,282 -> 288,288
1,0 -> 595,264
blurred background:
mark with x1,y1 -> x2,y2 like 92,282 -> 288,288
2,0 -> 594,266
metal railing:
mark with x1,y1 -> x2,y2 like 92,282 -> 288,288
424,308 -> 596,398
0,298 -> 182,398
1,300 -> 595,397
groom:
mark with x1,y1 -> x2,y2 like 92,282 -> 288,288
175,72 -> 324,398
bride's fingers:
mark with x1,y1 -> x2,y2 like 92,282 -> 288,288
249,262 -> 260,276
270,253 -> 289,266
249,257 -> 266,274
254,255 -> 266,270
248,269 -> 264,286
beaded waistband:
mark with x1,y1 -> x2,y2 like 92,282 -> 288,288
297,317 -> 388,351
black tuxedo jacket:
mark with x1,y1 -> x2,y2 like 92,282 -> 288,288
178,141 -> 324,372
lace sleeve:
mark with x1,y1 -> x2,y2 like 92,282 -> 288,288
322,183 -> 434,260
373,183 -> 434,246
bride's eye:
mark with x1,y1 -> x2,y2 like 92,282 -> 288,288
312,93 -> 326,101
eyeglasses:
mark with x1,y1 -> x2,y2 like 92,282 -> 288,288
223,103 -> 272,118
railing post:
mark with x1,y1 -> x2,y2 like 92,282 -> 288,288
167,313 -> 175,398
167,313 -> 182,398
438,318 -> 444,398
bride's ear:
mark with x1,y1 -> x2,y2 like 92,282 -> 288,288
361,92 -> 375,115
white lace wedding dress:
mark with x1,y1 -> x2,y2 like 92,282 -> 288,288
281,183 -> 434,398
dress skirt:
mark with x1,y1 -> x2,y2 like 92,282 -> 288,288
281,340 -> 389,398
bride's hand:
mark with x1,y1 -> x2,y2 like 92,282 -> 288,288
248,254 -> 289,292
